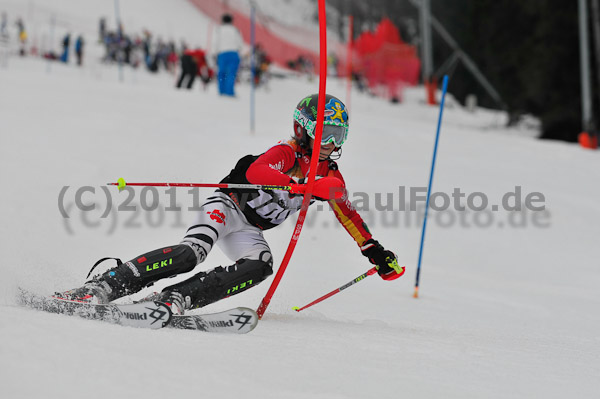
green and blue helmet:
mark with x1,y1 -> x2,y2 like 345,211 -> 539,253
293,93 -> 349,150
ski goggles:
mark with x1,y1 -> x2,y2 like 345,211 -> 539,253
294,109 -> 349,147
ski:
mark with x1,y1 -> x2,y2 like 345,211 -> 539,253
168,307 -> 258,334
17,288 -> 171,329
17,288 -> 258,334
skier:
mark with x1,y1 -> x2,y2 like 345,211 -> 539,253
56,94 -> 404,314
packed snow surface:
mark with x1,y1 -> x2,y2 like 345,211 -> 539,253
0,1 -> 599,398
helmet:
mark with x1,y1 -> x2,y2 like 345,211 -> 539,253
293,94 -> 349,150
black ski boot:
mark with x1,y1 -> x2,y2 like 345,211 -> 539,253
56,244 -> 198,304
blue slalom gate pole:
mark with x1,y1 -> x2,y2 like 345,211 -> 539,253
250,5 -> 256,135
414,74 -> 449,298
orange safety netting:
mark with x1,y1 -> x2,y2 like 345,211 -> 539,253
352,18 -> 421,100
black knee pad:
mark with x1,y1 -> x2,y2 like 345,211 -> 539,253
163,258 -> 273,309
100,244 -> 198,298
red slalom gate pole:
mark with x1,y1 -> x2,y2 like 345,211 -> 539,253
256,0 -> 328,319
293,267 -> 378,312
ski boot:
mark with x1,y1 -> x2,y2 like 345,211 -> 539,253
52,279 -> 112,304
55,244 -> 199,305
138,291 -> 188,315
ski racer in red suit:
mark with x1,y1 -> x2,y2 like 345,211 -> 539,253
57,94 -> 405,314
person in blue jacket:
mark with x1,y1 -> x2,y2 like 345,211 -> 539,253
75,35 -> 84,66
212,14 -> 243,96
60,33 -> 70,63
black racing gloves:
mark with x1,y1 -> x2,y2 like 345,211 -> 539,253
361,239 -> 405,281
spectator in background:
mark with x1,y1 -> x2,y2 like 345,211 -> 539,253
252,43 -> 271,87
166,41 -> 178,73
16,17 -> 26,56
327,52 -> 338,76
176,47 -> 212,90
352,71 -> 367,93
213,13 -> 243,97
75,35 -> 84,66
60,33 -> 70,63
287,55 -> 314,78
130,35 -> 143,68
1,12 -> 8,38
98,17 -> 106,43
122,34 -> 133,64
102,31 -> 118,63
155,37 -> 166,69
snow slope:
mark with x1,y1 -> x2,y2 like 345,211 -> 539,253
1,1 -> 599,398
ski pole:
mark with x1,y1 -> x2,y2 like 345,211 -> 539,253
293,267 -> 378,312
108,177 -> 344,200
108,178 -> 301,193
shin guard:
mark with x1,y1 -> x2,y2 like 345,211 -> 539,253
162,258 -> 273,309
94,244 -> 198,301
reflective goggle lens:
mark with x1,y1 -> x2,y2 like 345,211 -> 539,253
318,123 -> 348,147
295,110 -> 348,147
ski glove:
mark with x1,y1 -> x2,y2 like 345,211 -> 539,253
289,176 -> 344,201
361,239 -> 405,281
